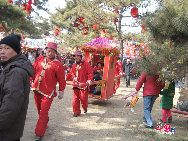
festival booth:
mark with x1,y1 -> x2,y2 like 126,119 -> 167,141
81,37 -> 120,100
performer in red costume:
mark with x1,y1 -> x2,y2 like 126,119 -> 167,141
31,42 -> 66,141
114,57 -> 123,91
71,50 -> 93,117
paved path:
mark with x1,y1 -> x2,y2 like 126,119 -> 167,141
22,79 -> 188,141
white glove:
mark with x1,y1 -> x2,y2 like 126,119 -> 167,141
74,77 -> 77,81
58,91 -> 64,99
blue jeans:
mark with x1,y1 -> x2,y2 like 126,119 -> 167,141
143,95 -> 158,126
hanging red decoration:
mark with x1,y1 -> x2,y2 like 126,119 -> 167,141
78,17 -> 84,22
114,18 -> 118,23
168,43 -> 171,48
27,0 -> 32,5
55,28 -> 60,36
93,24 -> 97,30
101,29 -> 106,33
141,25 -> 147,32
0,26 -> 4,31
8,0 -> 13,4
93,23 -> 100,31
82,27 -> 89,35
82,27 -> 89,31
83,32 -> 88,35
95,35 -> 100,39
78,17 -> 85,25
5,30 -> 9,35
74,23 -> 80,28
22,3 -> 27,10
26,5 -> 32,14
131,7 -> 138,18
109,36 -> 113,40
113,9 -> 119,14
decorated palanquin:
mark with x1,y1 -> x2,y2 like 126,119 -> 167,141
81,37 -> 120,100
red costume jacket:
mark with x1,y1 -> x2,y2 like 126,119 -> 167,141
71,60 -> 93,87
31,56 -> 66,97
135,72 -> 164,97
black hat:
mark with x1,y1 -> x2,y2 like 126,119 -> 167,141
0,34 -> 21,54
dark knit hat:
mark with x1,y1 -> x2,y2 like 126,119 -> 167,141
0,34 -> 21,54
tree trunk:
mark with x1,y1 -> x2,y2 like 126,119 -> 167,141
186,73 -> 188,88
118,8 -> 124,61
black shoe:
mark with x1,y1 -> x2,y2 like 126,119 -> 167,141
145,125 -> 154,129
168,116 -> 172,123
35,135 -> 42,141
160,119 -> 166,123
84,109 -> 87,113
73,114 -> 79,117
143,120 -> 147,123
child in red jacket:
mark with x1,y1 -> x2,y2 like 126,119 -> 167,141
93,61 -> 103,81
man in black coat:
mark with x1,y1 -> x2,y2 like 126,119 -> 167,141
0,34 -> 34,141
122,58 -> 132,87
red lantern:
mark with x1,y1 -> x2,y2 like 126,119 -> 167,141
93,24 -> 97,30
27,0 -> 32,5
131,7 -> 138,18
8,0 -> 13,4
55,28 -> 60,36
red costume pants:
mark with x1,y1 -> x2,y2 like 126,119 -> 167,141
72,88 -> 88,115
34,92 -> 53,137
161,108 -> 172,122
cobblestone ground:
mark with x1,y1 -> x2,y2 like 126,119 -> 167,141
22,79 -> 188,141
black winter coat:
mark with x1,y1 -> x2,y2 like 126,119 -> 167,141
0,54 -> 34,141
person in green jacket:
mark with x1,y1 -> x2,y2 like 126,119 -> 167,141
160,80 -> 175,123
